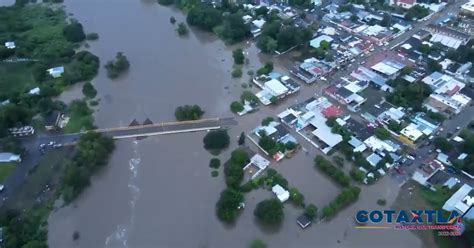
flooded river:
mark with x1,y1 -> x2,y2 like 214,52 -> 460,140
48,1 -> 425,248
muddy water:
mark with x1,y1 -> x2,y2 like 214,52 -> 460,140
48,1 -> 424,248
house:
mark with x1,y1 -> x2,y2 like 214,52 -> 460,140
401,123 -> 424,142
0,153 -> 21,163
4,41 -> 15,49
425,170 -> 460,190
310,35 -> 334,49
324,80 -> 367,112
243,154 -> 270,179
272,184 -> 290,202
422,72 -> 471,115
47,66 -> 65,78
370,59 -> 406,80
28,87 -> 40,95
351,67 -> 391,91
364,135 -> 400,153
297,214 -> 312,229
460,0 -> 474,18
442,184 -> 474,219
349,136 -> 368,152
411,113 -> 440,136
412,159 -> 444,186
44,111 -> 69,131
425,24 -> 470,49
251,19 -> 266,37
291,58 -> 333,84
252,121 -> 299,161
367,153 -> 383,167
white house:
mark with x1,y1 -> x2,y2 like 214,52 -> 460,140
272,184 -> 290,203
243,154 -> 270,179
47,66 -> 65,78
0,153 -> 21,163
442,184 -> 474,219
4,41 -> 15,49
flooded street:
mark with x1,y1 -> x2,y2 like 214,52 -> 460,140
48,1 -> 425,247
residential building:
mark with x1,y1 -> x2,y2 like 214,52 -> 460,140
309,35 -> 334,49
47,66 -> 65,78
272,184 -> 290,202
460,0 -> 474,18
425,24 -> 471,49
412,159 -> 444,186
297,214 -> 312,229
0,153 -> 21,163
370,59 -> 406,79
442,184 -> 474,219
401,123 -> 424,142
243,154 -> 270,179
4,41 -> 15,49
291,58 -> 334,84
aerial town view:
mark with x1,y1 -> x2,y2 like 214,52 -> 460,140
0,0 -> 473,247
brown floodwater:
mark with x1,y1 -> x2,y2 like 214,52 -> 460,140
48,1 -> 424,248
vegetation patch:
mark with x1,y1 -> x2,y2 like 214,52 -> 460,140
174,104 -> 204,121
105,52 -> 130,79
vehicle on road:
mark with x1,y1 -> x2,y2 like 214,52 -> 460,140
456,126 -> 461,130
406,155 -> 415,160
0,185 -> 4,192
446,166 -> 457,174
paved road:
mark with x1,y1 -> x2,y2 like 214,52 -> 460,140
0,117 -> 237,207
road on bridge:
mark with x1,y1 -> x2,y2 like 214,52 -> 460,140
0,117 -> 237,207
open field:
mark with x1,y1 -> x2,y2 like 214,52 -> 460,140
0,162 -> 16,183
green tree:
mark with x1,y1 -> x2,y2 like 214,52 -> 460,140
238,132 -> 245,145
289,188 -> 305,206
176,22 -> 189,36
374,127 -> 391,140
170,16 -> 176,24
255,6 -> 268,17
285,141 -> 297,151
216,188 -> 244,222
241,91 -> 259,104
380,14 -> 391,27
305,204 -> 317,220
427,59 -> 442,73
63,21 -> 86,42
82,82 -> 97,98
350,167 -> 365,183
203,129 -> 230,151
105,52 -> 130,79
434,137 -> 452,153
158,0 -> 174,5
186,5 -> 223,31
254,199 -> 284,225
219,13 -> 251,43
249,239 -> 267,248
232,68 -> 243,78
209,158 -> 221,169
230,101 -> 244,113
261,117 -> 274,126
233,48 -> 245,65
174,104 -> 204,121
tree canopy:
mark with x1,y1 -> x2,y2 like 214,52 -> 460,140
175,104 -> 204,121
203,129 -> 230,151
216,188 -> 244,222
104,52 -> 130,79
187,4 -> 223,31
254,199 -> 284,225
63,21 -> 86,42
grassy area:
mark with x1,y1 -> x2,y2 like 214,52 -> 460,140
0,162 -> 16,183
0,62 -> 35,97
63,99 -> 95,133
5,147 -> 73,210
